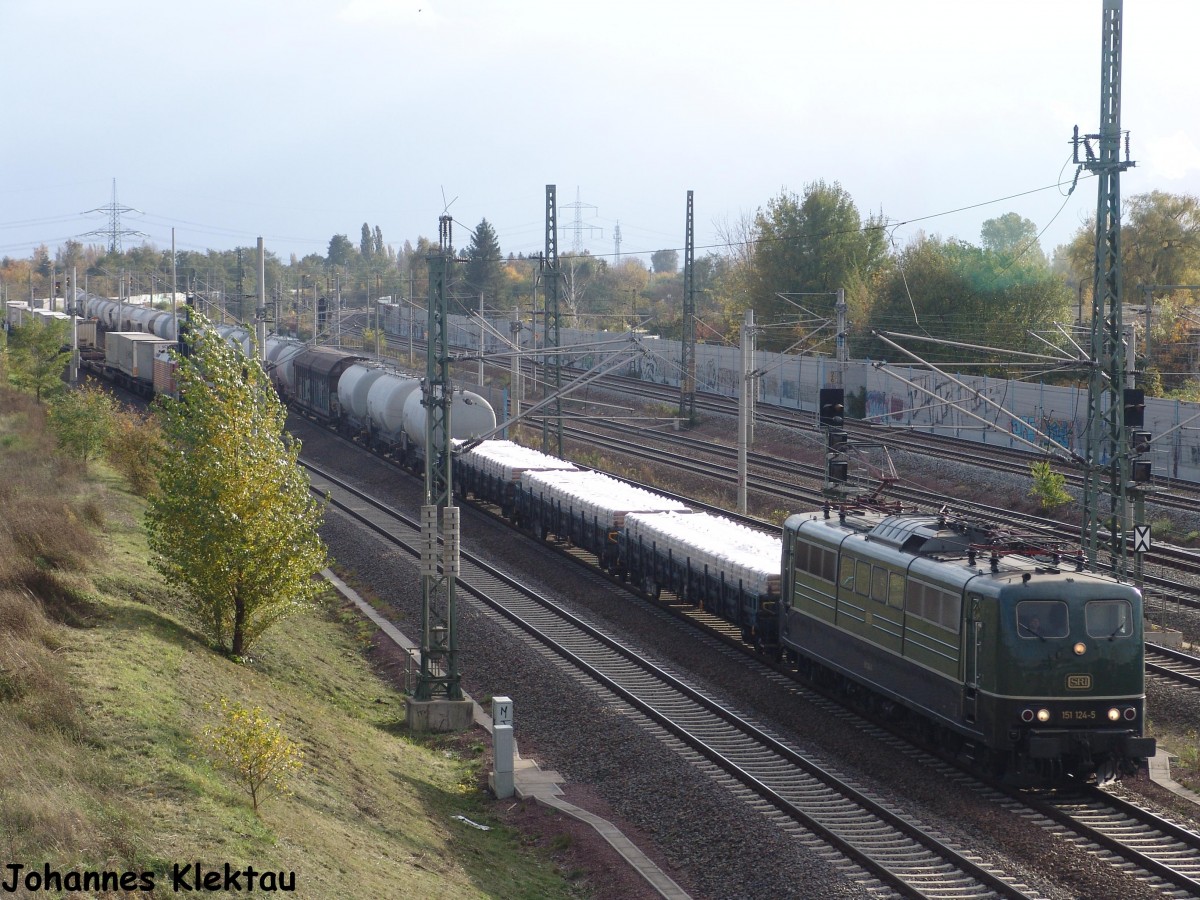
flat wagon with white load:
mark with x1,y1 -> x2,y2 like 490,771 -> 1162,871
621,511 -> 781,648
516,468 -> 690,570
454,440 -> 579,515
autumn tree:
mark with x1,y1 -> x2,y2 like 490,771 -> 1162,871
1058,190 -> 1200,390
106,405 -> 163,496
7,318 -> 70,403
651,249 -> 679,274
741,182 -> 888,350
870,234 -> 1072,365
48,384 -> 116,465
981,212 -> 1048,269
327,233 -> 355,268
147,311 -> 327,658
201,698 -> 303,815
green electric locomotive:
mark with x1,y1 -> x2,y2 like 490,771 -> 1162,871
780,508 -> 1155,782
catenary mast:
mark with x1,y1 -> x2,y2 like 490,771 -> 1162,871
1077,0 -> 1138,574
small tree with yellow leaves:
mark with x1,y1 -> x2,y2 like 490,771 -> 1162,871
1029,460 -> 1072,510
147,310 -> 327,657
201,699 -> 304,815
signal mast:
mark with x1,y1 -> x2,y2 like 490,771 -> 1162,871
1075,0 -> 1149,578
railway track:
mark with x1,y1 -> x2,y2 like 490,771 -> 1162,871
1147,644 -> 1200,691
300,438 -> 1200,897
560,418 -> 1200,606
300,458 -> 1040,899
1026,787 -> 1200,898
545,364 -> 1200,516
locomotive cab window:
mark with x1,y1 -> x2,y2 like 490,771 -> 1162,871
796,540 -> 836,583
1016,600 -> 1068,639
1085,599 -> 1134,639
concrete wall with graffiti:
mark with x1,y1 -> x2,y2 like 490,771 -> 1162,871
380,306 -> 1200,484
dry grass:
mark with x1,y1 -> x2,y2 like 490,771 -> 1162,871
0,385 -> 587,898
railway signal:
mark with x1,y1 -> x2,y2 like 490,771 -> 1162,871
820,387 -> 850,490
1122,388 -> 1145,428
819,387 -> 845,427
1131,429 -> 1152,483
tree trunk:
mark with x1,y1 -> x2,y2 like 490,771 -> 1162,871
232,596 -> 245,657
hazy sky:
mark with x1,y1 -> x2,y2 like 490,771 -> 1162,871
3,0 -> 1197,269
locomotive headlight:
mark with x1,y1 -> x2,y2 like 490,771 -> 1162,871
1073,642 -> 1087,656
1107,707 -> 1121,722
1036,708 -> 1051,723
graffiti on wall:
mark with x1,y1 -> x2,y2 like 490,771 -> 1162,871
1011,416 -> 1075,451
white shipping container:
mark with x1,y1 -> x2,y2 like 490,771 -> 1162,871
106,332 -> 172,380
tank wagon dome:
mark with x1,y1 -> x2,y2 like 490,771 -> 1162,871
338,363 -> 389,424
402,387 -> 496,449
365,372 -> 421,439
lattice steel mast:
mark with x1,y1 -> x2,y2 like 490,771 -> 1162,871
81,178 -> 145,253
415,214 -> 462,702
541,185 -> 563,457
680,190 -> 696,423
1078,0 -> 1137,572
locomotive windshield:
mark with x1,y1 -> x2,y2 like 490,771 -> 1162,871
1085,599 -> 1134,639
1016,600 -> 1068,639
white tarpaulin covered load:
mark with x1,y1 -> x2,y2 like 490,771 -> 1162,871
625,510 -> 781,597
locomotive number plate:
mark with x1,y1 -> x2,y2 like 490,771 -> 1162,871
1061,709 -> 1097,720
1066,674 -> 1092,690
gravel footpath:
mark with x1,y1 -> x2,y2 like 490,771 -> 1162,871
296,413 -> 1200,900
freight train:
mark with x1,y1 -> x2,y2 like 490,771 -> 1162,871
267,343 -> 496,467
58,309 -> 1154,784
451,439 -> 1155,784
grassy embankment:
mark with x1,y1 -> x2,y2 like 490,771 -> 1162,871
0,388 -> 584,899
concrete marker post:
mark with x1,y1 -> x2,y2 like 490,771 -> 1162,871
490,696 -> 514,799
